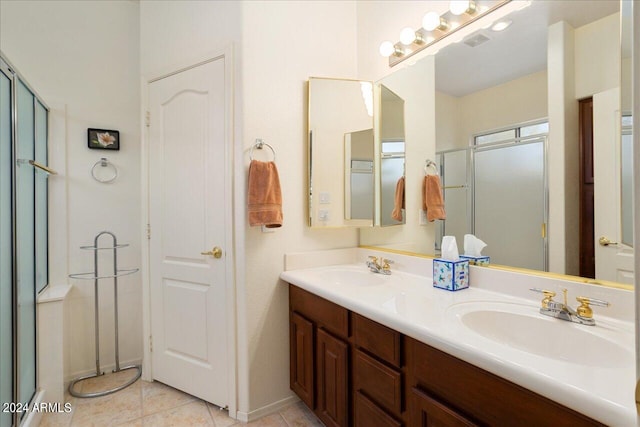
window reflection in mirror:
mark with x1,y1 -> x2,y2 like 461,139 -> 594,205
345,129 -> 374,222
308,77 -> 374,228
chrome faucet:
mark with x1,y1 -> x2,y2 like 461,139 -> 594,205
366,256 -> 394,275
530,288 -> 610,326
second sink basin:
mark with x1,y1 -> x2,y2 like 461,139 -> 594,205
447,301 -> 633,368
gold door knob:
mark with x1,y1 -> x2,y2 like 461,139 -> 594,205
598,236 -> 617,247
201,246 -> 223,258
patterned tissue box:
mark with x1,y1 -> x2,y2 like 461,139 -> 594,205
433,258 -> 469,291
459,255 -> 490,266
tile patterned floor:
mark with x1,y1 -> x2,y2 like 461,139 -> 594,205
41,370 -> 323,427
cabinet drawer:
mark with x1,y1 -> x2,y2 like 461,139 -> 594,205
290,284 -> 348,338
410,387 -> 478,427
408,337 -> 606,427
354,349 -> 402,415
355,391 -> 402,427
353,313 -> 401,367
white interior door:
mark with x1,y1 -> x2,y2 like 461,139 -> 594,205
593,87 -> 634,284
148,57 -> 229,406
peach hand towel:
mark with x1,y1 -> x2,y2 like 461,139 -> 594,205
391,176 -> 405,222
423,175 -> 446,222
248,160 -> 283,228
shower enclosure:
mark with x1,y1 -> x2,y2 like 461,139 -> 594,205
1,53 -> 50,427
436,123 -> 548,271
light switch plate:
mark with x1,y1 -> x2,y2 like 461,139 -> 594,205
319,192 -> 331,204
419,209 -> 428,225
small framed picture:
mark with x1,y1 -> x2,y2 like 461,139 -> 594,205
88,128 -> 120,150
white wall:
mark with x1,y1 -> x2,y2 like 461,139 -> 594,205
140,0 -> 359,418
360,57 -> 436,254
240,0 -> 359,414
0,0 -> 142,379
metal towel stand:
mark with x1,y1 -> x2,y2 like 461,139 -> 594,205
68,231 -> 140,398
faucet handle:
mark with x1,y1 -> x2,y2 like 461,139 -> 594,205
381,258 -> 394,272
530,288 -> 556,309
576,296 -> 610,319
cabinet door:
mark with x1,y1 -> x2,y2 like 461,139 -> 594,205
316,328 -> 349,427
410,387 -> 478,427
355,391 -> 402,427
290,312 -> 314,408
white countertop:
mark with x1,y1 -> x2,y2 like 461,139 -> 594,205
280,259 -> 637,427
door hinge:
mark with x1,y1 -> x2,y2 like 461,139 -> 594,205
147,223 -> 151,240
149,335 -> 153,353
145,111 -> 150,128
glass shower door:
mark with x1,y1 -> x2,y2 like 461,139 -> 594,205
474,139 -> 546,270
16,80 -> 37,410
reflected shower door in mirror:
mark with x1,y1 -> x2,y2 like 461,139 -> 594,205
345,129 -> 374,222
360,0 -> 634,286
379,85 -> 405,226
308,77 -> 374,228
437,125 -> 548,271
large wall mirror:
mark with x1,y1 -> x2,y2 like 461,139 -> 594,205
361,0 -> 634,287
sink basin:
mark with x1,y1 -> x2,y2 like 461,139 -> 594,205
309,265 -> 390,287
447,301 -> 633,368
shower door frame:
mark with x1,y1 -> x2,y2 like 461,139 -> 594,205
436,132 -> 549,271
1,52 -> 49,427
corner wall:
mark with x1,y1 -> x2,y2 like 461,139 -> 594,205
0,0 -> 142,382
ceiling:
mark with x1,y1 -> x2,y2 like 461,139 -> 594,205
435,0 -> 619,97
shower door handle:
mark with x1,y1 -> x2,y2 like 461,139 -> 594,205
201,246 -> 223,258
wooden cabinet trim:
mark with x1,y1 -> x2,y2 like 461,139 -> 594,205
354,349 -> 402,415
290,312 -> 314,409
353,313 -> 401,367
316,328 -> 349,427
290,284 -> 349,338
355,391 -> 402,427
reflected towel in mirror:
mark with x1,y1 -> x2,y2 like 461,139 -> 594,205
423,175 -> 446,222
391,176 -> 405,222
248,160 -> 283,228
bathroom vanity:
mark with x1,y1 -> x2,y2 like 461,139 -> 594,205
281,249 -> 635,427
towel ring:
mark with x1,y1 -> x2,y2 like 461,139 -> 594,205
91,158 -> 118,183
249,139 -> 276,162
425,160 -> 439,176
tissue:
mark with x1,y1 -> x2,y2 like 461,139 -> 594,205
441,236 -> 459,261
463,234 -> 486,256
460,234 -> 490,266
433,236 -> 469,291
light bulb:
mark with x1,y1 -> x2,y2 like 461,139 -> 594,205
422,12 -> 442,31
491,20 -> 512,31
400,27 -> 416,45
379,41 -> 395,57
450,0 -> 476,15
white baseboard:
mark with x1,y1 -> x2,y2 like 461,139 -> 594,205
235,395 -> 299,423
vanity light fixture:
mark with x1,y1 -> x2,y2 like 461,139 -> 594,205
450,0 -> 477,16
379,41 -> 404,58
383,0 -> 526,67
491,19 -> 512,31
400,27 -> 417,45
422,11 -> 449,32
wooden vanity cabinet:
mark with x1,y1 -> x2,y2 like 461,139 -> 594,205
289,284 -> 605,427
289,285 -> 350,427
406,337 -> 606,427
